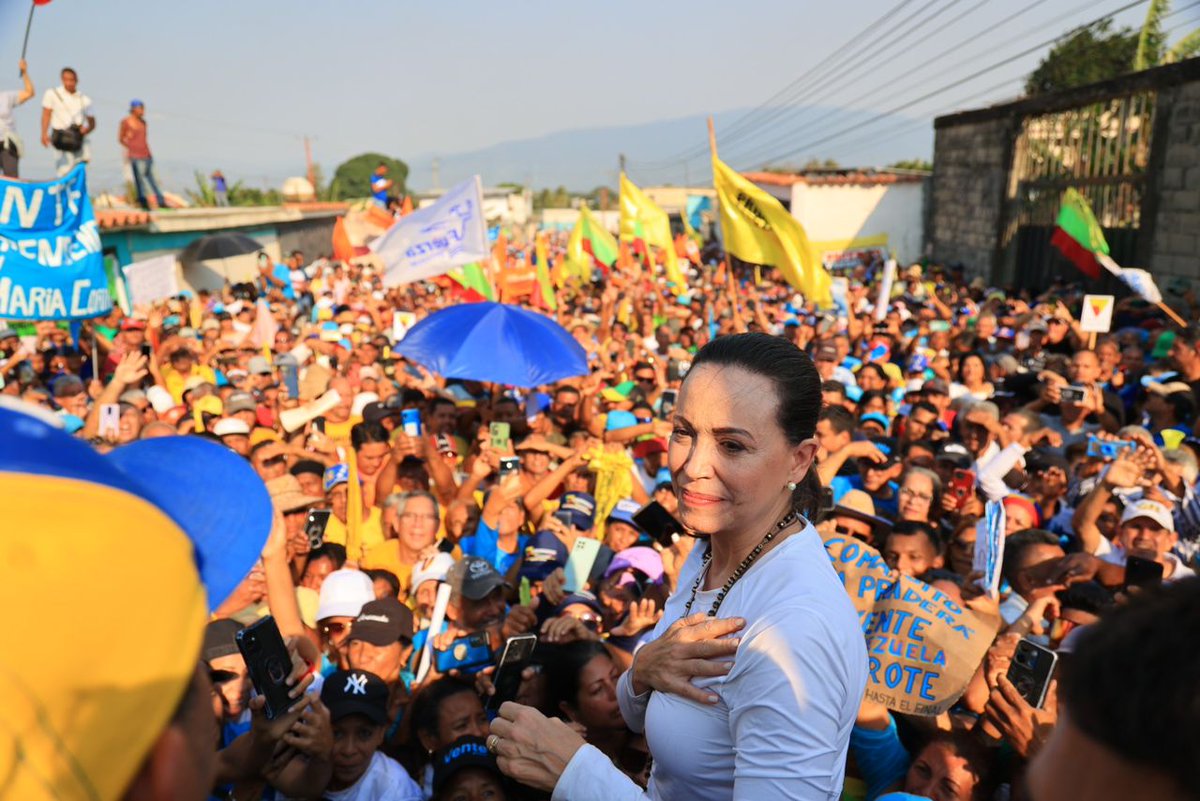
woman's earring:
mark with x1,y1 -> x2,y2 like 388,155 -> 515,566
787,481 -> 797,491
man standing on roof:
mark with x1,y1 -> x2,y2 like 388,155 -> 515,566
119,99 -> 168,211
41,66 -> 94,176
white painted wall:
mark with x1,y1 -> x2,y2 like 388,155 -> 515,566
789,181 -> 926,264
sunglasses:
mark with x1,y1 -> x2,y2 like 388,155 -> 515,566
834,523 -> 873,542
321,621 -> 351,638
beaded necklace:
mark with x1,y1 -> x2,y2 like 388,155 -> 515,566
682,511 -> 800,618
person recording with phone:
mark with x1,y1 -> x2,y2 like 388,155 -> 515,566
486,333 -> 866,800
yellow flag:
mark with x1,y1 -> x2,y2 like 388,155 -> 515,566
711,154 -> 832,307
347,448 -> 363,561
619,173 -> 686,293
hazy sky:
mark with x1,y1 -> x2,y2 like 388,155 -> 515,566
0,0 -> 1176,194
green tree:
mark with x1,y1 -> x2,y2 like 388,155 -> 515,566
1025,20 -> 1138,95
332,153 -> 409,199
888,159 -> 933,171
1134,0 -> 1169,70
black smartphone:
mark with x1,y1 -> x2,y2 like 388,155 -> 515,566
236,616 -> 300,720
484,633 -> 538,712
140,343 -> 153,360
659,389 -> 678,421
1124,555 -> 1164,590
498,455 -> 520,479
1007,638 -> 1058,708
633,500 -> 682,547
305,509 -> 331,551
312,416 -> 326,434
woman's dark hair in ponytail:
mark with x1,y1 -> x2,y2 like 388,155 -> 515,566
688,332 -> 824,519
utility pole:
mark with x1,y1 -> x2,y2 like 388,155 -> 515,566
304,136 -> 315,196
431,157 -> 441,191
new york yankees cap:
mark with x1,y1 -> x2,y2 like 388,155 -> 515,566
320,669 -> 389,724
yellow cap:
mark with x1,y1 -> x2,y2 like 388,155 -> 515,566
193,395 -> 223,417
0,476 -> 206,800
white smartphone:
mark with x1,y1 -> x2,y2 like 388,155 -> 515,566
98,403 -> 120,439
564,536 -> 602,593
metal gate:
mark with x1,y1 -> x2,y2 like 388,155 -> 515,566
1001,91 -> 1156,291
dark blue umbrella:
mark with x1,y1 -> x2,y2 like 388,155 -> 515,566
395,302 -> 588,387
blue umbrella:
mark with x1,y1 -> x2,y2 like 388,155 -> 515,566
395,302 -> 588,387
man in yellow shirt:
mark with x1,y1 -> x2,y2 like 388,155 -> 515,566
160,345 -> 217,404
321,463 -> 385,559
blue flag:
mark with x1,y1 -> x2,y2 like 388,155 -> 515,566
685,195 -> 712,232
0,164 -> 111,320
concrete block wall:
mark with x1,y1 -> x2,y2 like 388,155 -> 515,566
1149,80 -> 1200,290
927,118 -> 1011,279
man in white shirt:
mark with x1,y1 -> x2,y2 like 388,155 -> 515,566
0,59 -> 35,177
40,66 -> 95,176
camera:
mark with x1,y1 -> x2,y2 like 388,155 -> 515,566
1059,385 -> 1088,404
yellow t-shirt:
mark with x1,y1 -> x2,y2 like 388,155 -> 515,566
162,365 -> 218,404
361,539 -> 462,598
322,506 -> 386,557
322,415 -> 361,443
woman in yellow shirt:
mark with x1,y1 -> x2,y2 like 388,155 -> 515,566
321,463 -> 385,559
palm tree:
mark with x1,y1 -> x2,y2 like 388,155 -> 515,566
1134,0 -> 1200,69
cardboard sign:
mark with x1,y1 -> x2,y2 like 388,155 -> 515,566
123,255 -> 180,307
1080,294 -> 1114,333
821,532 -> 1000,716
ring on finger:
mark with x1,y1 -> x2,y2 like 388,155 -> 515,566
486,734 -> 501,754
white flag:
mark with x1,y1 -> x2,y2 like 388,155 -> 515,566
1097,253 -> 1163,304
370,176 -> 488,287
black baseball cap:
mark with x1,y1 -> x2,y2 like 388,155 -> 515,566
935,441 -> 973,469
448,556 -> 508,601
320,669 -> 389,724
346,597 -> 414,645
202,618 -> 243,663
362,400 -> 405,425
432,736 -> 503,795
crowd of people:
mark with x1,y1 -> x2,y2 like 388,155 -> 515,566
3,210 -> 1200,801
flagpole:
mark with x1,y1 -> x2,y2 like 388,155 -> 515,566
708,116 -> 740,315
20,2 -> 36,74
1158,301 -> 1187,327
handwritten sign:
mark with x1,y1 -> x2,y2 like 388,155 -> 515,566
122,255 -> 180,307
0,165 -> 111,320
822,532 -> 999,716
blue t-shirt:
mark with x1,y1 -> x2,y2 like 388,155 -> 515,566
460,518 -> 528,577
831,474 -> 900,519
849,716 -> 910,800
371,174 -> 389,204
272,263 -> 295,300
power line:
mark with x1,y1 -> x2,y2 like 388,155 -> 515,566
746,0 -> 1153,169
722,0 -> 1063,167
713,0 -> 972,153
626,0 -> 925,169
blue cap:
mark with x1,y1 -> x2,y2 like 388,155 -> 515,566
845,385 -> 864,403
130,99 -> 144,108
0,407 -> 273,613
323,463 -> 349,491
605,409 -> 639,432
860,412 -> 891,431
556,491 -> 596,531
518,530 -> 569,582
606,498 -> 644,532
60,413 -> 84,434
105,436 -> 273,612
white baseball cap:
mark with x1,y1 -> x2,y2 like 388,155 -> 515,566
1120,499 -> 1175,532
213,418 -> 250,437
316,569 -> 375,621
410,551 -> 455,594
